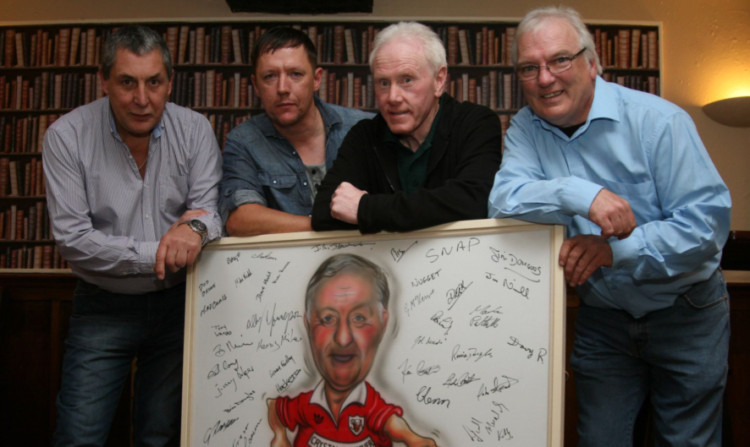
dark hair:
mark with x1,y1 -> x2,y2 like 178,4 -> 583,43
101,25 -> 173,80
250,26 -> 318,75
305,254 -> 390,321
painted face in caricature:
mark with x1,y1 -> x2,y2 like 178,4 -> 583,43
306,273 -> 388,393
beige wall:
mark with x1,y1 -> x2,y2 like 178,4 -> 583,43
3,0 -> 749,229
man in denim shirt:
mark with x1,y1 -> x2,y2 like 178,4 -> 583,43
220,27 -> 372,236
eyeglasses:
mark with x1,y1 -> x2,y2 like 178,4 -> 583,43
516,48 -> 587,81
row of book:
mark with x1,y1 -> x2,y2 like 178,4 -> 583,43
320,71 -> 372,110
0,244 -> 68,269
2,27 -> 103,68
1,73 -> 103,111
595,28 -> 659,70
169,24 -> 414,67
1,202 -> 50,241
204,112 -> 251,151
171,70 -> 258,109
0,114 -> 60,154
166,23 -> 661,69
2,23 -> 659,70
0,157 -> 45,197
1,24 -> 387,68
447,71 -> 526,111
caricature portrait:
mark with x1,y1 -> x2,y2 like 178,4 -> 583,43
267,253 -> 437,447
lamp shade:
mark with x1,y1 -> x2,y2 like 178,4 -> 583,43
702,96 -> 750,127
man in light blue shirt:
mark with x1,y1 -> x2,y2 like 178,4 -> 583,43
219,27 -> 371,236
488,6 -> 731,446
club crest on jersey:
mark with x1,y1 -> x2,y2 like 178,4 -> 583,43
348,415 -> 364,435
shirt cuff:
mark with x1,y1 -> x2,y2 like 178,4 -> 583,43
220,189 -> 266,222
195,213 -> 223,242
562,177 -> 604,218
139,241 -> 159,273
609,232 -> 641,270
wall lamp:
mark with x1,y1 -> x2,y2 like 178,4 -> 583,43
702,96 -> 750,127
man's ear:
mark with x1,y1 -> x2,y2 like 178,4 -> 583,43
99,70 -> 109,96
313,67 -> 323,92
587,57 -> 598,80
250,74 -> 258,94
434,65 -> 448,96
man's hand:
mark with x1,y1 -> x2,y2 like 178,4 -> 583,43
154,209 -> 209,280
589,188 -> 636,239
558,234 -> 613,287
330,181 -> 367,225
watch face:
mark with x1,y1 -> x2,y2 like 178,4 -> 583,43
190,219 -> 208,233
187,219 -> 208,246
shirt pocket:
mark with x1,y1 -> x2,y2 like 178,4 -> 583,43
258,172 -> 311,214
259,172 -> 298,190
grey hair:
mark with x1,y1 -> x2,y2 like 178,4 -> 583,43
101,25 -> 173,80
369,21 -> 447,75
305,254 -> 389,321
513,6 -> 602,75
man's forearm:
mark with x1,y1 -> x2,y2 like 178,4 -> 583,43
226,203 -> 312,236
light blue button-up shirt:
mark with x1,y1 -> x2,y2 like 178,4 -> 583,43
489,77 -> 731,317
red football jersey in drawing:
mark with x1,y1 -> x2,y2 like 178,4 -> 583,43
275,381 -> 403,447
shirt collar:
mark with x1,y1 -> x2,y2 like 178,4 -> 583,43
530,76 -> 619,137
587,76 -> 620,123
106,97 -> 164,142
309,380 -> 368,420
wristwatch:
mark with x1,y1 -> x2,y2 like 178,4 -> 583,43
181,219 -> 208,246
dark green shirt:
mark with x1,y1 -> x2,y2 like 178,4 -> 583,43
387,98 -> 444,194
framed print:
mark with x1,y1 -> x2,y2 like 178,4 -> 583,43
182,218 -> 565,447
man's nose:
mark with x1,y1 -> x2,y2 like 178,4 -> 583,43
334,322 -> 353,346
277,74 -> 290,93
387,85 -> 402,103
134,83 -> 148,106
537,65 -> 557,85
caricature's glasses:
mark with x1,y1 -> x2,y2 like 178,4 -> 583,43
516,48 -> 587,81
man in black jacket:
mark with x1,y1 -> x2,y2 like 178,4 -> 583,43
312,22 -> 502,233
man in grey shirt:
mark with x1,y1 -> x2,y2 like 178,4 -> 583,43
43,25 -> 222,446
219,26 -> 371,236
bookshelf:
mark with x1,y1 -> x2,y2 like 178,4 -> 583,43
0,19 -> 661,271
